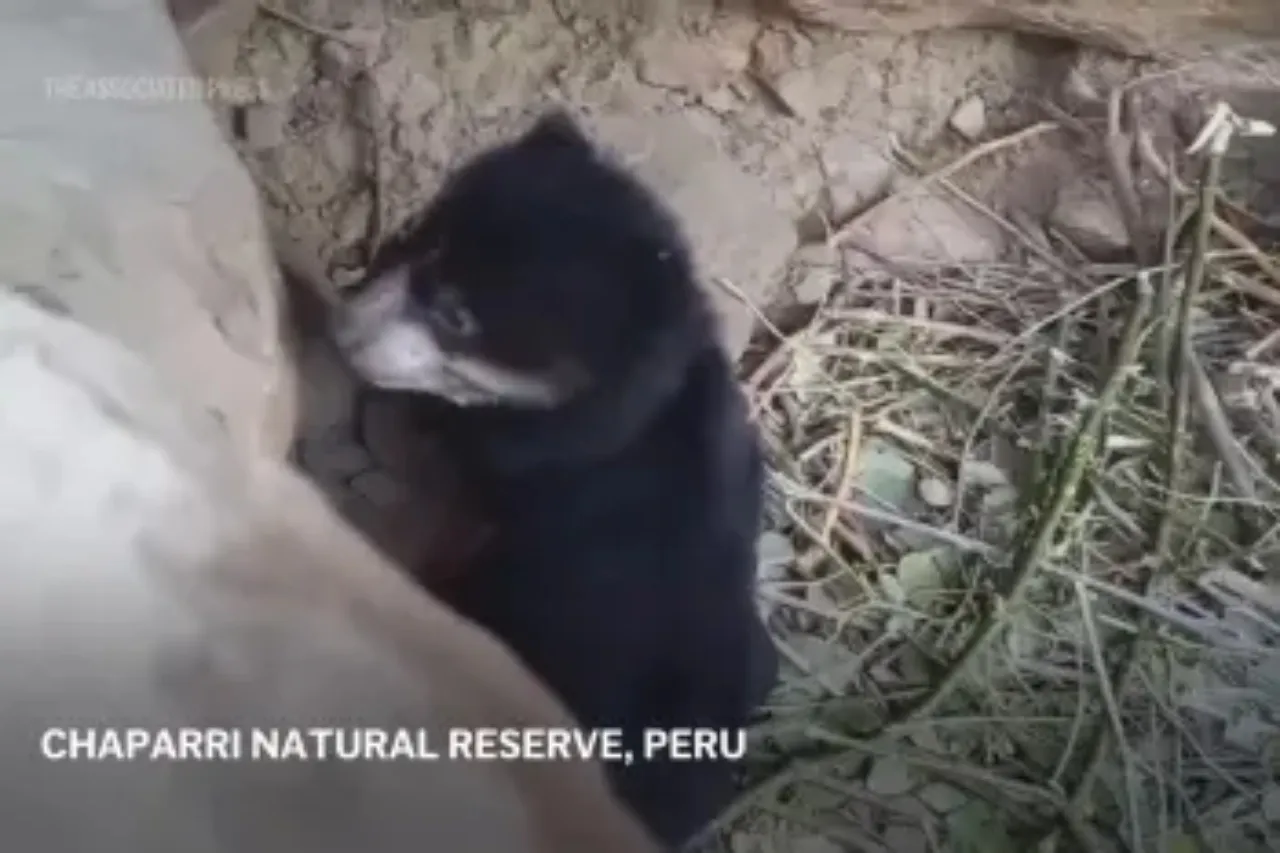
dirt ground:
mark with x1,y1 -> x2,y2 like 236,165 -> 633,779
220,0 -> 1280,619
225,0 -> 1264,550
210,4 -> 1280,849
230,1 -> 1046,542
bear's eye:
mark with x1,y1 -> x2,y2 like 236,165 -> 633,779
429,289 -> 479,339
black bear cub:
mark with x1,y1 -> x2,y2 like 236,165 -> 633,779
332,110 -> 779,848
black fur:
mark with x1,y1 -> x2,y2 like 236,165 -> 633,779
372,111 -> 778,847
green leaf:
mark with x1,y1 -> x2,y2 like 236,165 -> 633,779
855,439 -> 916,514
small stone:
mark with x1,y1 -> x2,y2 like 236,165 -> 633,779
699,85 -> 738,114
792,265 -> 836,304
768,66 -> 843,119
635,37 -> 729,93
1049,178 -> 1130,259
949,95 -> 987,141
961,459 -> 1010,488
866,755 -> 914,796
756,531 -> 795,582
907,726 -> 944,752
918,782 -> 968,813
918,476 -> 954,509
848,192 -> 1004,265
982,485 -> 1018,516
820,135 -> 895,219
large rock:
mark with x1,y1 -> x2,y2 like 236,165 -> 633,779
777,0 -> 1279,55
0,0 -> 295,459
0,287 -> 661,853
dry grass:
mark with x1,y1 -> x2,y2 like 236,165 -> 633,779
709,80 -> 1280,853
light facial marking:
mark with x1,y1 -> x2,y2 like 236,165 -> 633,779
331,267 -> 452,394
330,266 -> 566,407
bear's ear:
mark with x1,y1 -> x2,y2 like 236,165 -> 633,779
521,108 -> 592,152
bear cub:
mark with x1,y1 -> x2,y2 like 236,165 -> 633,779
332,110 -> 779,848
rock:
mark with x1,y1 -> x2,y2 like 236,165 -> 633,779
788,240 -> 839,303
949,95 -> 986,141
635,14 -> 754,95
895,550 -> 950,607
820,134 -> 895,219
770,67 -> 819,117
767,66 -> 846,120
845,191 -> 1005,266
856,439 -> 919,520
5,0 -> 295,459
1048,177 -> 1131,259
960,458 -> 1010,488
0,292 -> 662,853
757,531 -> 796,582
866,755 -> 914,796
918,782 -> 969,813
792,263 -> 837,304
586,112 -> 796,359
634,37 -> 733,94
775,0 -> 1277,56
917,476 -> 954,509
699,85 -> 739,114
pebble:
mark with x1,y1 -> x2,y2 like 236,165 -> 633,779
949,95 -> 987,141
866,754 -> 914,796
1049,177 -> 1131,259
792,265 -> 836,304
756,531 -> 795,582
918,476 -> 955,509
918,782 -> 968,813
